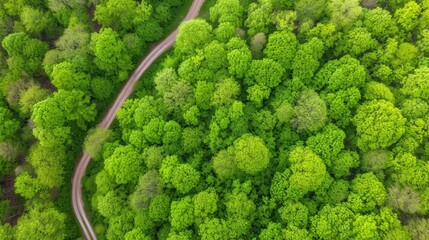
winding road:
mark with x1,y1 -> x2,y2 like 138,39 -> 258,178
71,1 -> 205,239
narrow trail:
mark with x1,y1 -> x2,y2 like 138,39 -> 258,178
71,1 -> 205,239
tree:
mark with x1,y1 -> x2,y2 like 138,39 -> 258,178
214,22 -> 237,43
171,164 -> 200,194
364,81 -> 395,103
292,37 -> 324,83
394,1 -> 421,34
97,190 -> 124,218
2,32 -> 48,75
353,214 -> 379,240
104,145 -> 144,184
400,98 -> 429,119
306,124 -> 345,168
245,0 -> 273,36
287,146 -> 327,200
339,27 -> 377,57
163,81 -> 194,112
148,194 -> 170,222
18,85 -> 50,117
210,0 -> 243,27
259,222 -> 283,240
278,200 -> 309,228
293,89 -> 327,133
170,196 -> 194,230
407,218 -> 429,240
193,189 -> 218,221
245,58 -> 285,89
250,32 -> 267,57
227,48 -> 252,79
353,100 -> 406,151
175,19 -> 213,56
331,151 -> 360,178
84,128 -> 111,159
310,204 -> 356,240
0,107 -> 19,142
264,31 -> 298,72
361,149 -> 391,172
14,171 -> 41,199
198,218 -> 229,240
15,206 -> 67,240
90,28 -> 132,80
347,172 -> 387,213
232,134 -> 270,175
130,170 -> 163,210
387,184 -> 421,214
364,7 -> 397,40
212,78 -> 240,107
32,90 -> 96,147
20,7 -> 49,35
27,143 -> 66,188
51,61 -> 90,91
94,0 -> 139,31
295,0 -> 327,22
154,68 -> 179,95
328,0 -> 362,29
212,149 -> 238,180
401,67 -> 429,100
313,55 -> 366,92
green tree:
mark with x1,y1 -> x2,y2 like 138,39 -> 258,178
364,7 -> 397,40
347,172 -> 387,213
232,134 -> 270,175
306,124 -> 345,168
293,89 -> 327,133
148,194 -> 170,222
27,143 -> 66,188
245,58 -> 285,89
94,0 -> 139,30
104,145 -> 144,184
171,164 -> 200,194
18,85 -> 50,117
287,146 -> 327,200
401,67 -> 429,100
170,196 -> 194,230
407,218 -> 429,240
328,0 -> 362,29
15,206 -> 67,240
353,100 -> 406,151
310,205 -> 356,240
394,1 -> 421,34
51,61 -> 90,91
175,19 -> 213,56
0,106 -> 19,142
210,0 -> 243,27
245,0 -> 273,36
292,37 -> 324,83
84,128 -> 111,159
193,189 -> 218,221
198,218 -> 229,240
90,28 -> 132,80
264,31 -> 298,72
14,171 -> 41,199
353,214 -> 379,240
20,7 -> 49,35
364,81 -> 395,103
130,170 -> 163,210
278,200 -> 309,228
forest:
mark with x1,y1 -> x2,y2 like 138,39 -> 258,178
1,0 -> 429,239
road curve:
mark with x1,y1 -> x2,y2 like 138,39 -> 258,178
72,1 -> 205,239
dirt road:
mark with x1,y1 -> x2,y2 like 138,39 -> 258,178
71,1 -> 205,239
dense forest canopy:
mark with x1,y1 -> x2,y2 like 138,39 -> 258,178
0,0 -> 429,239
